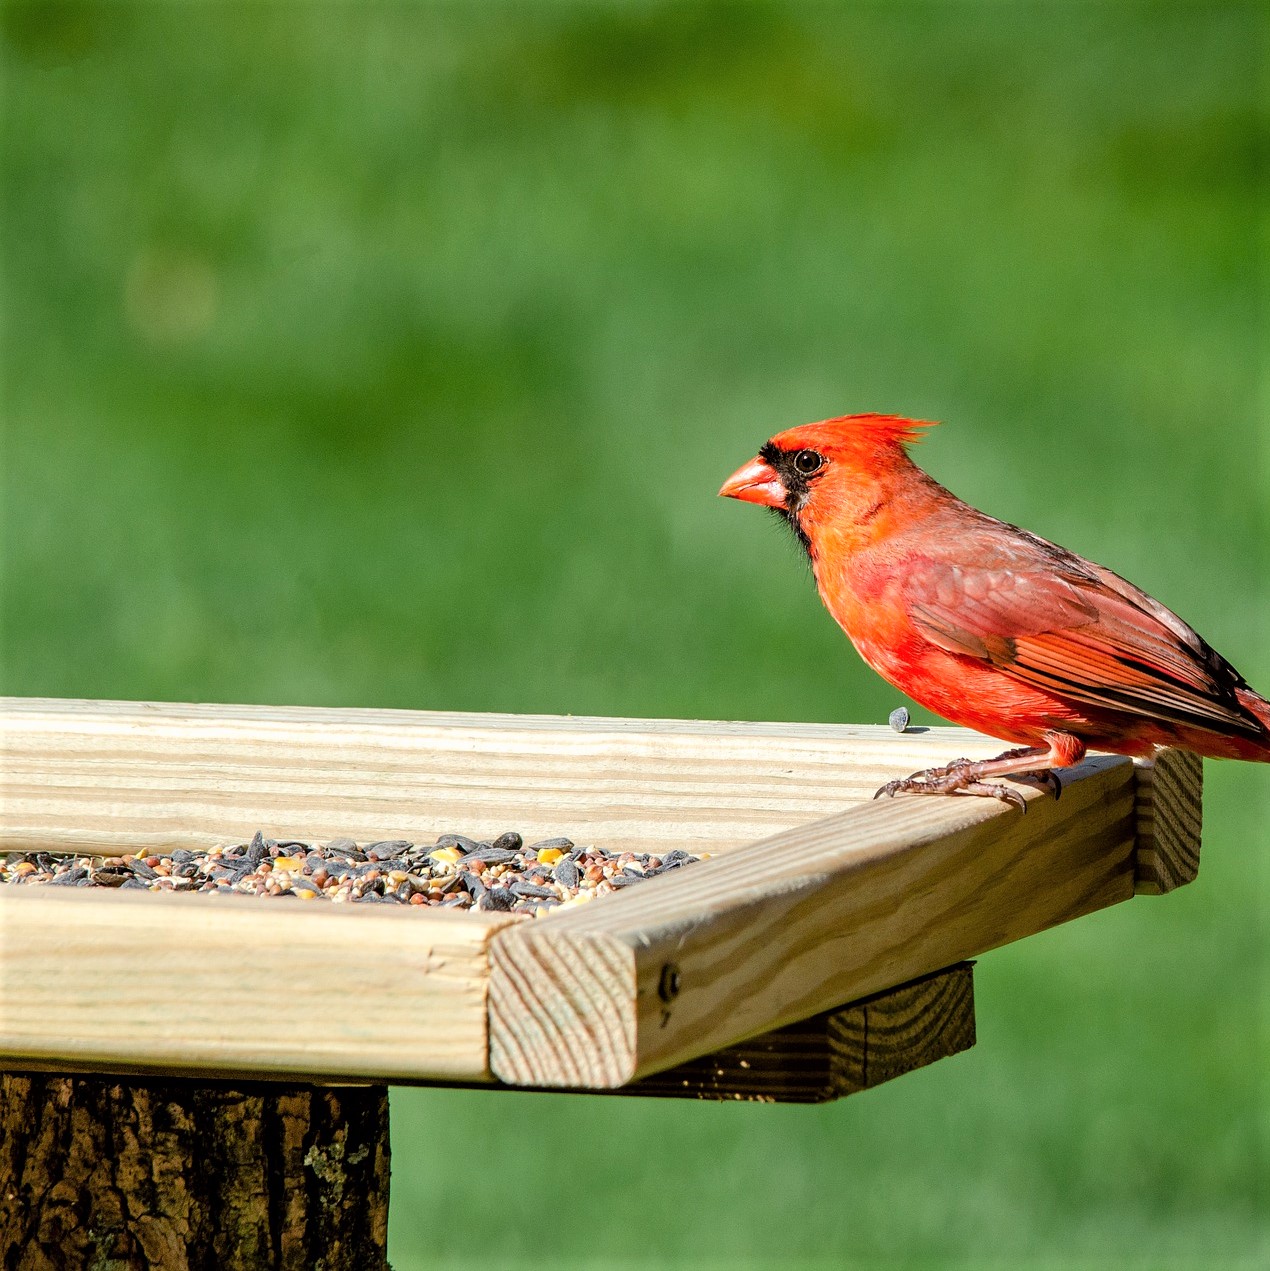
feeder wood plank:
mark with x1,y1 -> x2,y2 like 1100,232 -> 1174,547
489,753 -> 1143,1088
0,697 -> 1047,859
0,888 -> 514,1084
1133,749 -> 1203,894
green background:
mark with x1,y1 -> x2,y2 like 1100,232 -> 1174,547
3,3 -> 1266,1267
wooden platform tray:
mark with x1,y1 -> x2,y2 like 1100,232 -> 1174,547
0,698 -> 1202,1098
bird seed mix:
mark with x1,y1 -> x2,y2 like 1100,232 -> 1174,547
0,831 -> 706,916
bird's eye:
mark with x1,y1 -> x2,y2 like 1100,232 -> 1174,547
793,449 -> 824,476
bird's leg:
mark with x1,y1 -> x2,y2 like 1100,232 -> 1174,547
874,733 -> 1086,812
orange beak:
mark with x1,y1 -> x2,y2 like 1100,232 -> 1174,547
718,455 -> 787,509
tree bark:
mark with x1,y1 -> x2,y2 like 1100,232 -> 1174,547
0,1074 -> 389,1271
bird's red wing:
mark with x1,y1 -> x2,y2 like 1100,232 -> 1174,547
905,554 -> 1259,737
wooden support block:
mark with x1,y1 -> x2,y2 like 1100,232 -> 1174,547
1133,750 -> 1203,894
489,754 -> 1138,1088
0,1074 -> 389,1271
621,963 -> 975,1103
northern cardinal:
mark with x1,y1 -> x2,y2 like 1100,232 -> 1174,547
719,414 -> 1270,806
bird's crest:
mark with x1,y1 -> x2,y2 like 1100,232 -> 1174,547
764,413 -> 939,463
821,413 -> 938,448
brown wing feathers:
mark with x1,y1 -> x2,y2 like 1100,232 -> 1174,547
907,551 -> 1265,741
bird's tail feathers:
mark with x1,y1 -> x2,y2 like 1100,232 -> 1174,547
1232,687 -> 1270,762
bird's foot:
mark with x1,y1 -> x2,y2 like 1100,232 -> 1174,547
872,743 -> 1070,812
873,765 -> 1030,812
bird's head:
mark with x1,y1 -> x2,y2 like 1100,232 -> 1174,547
718,413 -> 936,556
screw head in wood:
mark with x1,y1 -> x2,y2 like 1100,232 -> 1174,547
658,962 -> 682,1003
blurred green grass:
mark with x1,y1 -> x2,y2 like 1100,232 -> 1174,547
2,3 -> 1266,1268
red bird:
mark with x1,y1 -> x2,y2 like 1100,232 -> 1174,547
720,414 -> 1270,806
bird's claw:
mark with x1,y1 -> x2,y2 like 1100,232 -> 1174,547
1031,769 -> 1062,800
873,767 -> 1029,812
959,780 -> 1029,812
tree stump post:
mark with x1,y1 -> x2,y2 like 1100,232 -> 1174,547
0,1074 -> 390,1271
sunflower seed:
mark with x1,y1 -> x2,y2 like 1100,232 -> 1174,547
530,837 -> 574,853
459,846 -> 518,865
435,833 -> 482,853
510,880 -> 557,899
553,859 -> 580,888
478,887 -> 515,911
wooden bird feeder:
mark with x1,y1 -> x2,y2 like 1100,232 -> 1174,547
0,698 -> 1203,1269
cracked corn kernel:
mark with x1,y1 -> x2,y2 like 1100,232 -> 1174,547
272,856 -> 304,872
429,847 -> 463,865
536,848 -> 564,866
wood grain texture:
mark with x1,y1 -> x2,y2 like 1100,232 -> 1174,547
0,697 -> 1026,859
1133,750 -> 1203,894
489,754 -> 1138,1088
619,963 -> 975,1103
0,888 -> 514,1084
0,1074 -> 388,1271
